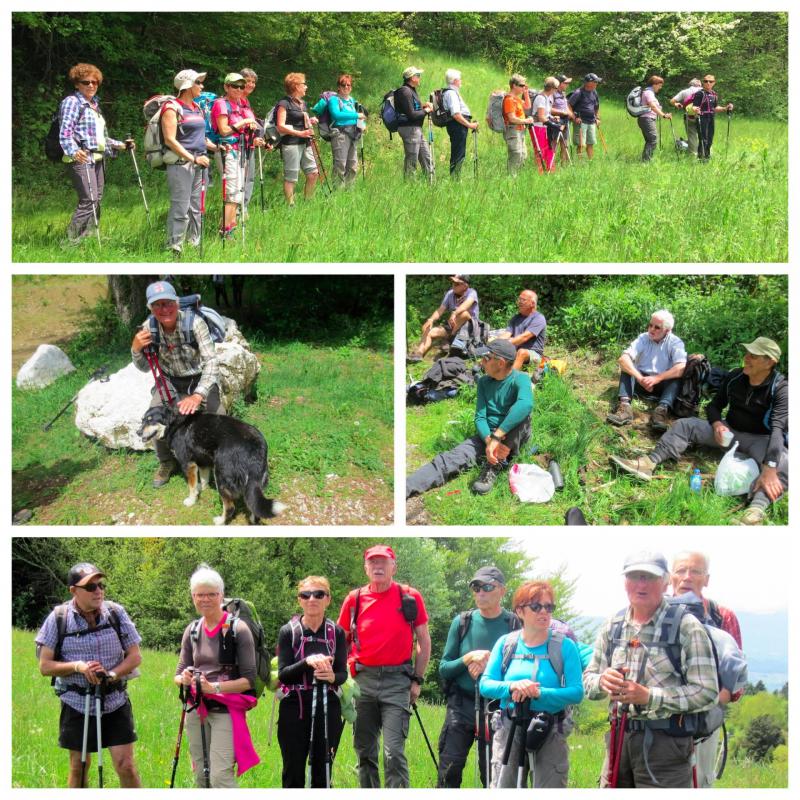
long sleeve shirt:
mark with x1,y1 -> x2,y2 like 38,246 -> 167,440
394,84 -> 427,126
474,370 -> 533,439
59,92 -> 123,159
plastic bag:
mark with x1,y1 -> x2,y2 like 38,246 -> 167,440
714,442 -> 759,496
509,463 -> 555,503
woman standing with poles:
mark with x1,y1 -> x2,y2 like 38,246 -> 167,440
276,73 -> 319,206
315,73 -> 366,187
276,576 -> 347,787
638,76 -> 672,162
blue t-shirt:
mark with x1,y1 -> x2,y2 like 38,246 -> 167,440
442,287 -> 479,321
506,311 -> 547,355
480,630 -> 584,714
568,87 -> 599,124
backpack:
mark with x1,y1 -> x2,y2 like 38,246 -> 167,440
672,354 -> 711,419
406,356 -> 477,406
200,94 -> 239,147
349,582 -> 417,653
142,95 -> 183,170
380,89 -> 408,137
626,86 -> 649,117
315,91 -> 338,141
500,627 -> 567,685
429,88 -> 452,127
190,597 -> 271,698
449,318 -> 489,360
148,294 -> 227,348
263,105 -> 281,147
279,615 -> 337,691
486,90 -> 508,133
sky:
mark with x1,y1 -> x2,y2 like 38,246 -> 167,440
522,528 -> 787,617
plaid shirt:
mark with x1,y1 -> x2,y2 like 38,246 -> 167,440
132,310 -> 219,399
35,599 -> 141,714
583,598 -> 718,720
59,92 -> 122,158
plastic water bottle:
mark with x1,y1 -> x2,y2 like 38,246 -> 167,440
690,468 -> 702,493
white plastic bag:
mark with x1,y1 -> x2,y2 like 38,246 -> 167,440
509,463 -> 555,503
714,442 -> 760,496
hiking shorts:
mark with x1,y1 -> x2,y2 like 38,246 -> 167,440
281,142 -> 318,183
59,697 -> 137,752
573,123 -> 597,146
215,149 -> 244,205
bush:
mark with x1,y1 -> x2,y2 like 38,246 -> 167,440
738,715 -> 785,762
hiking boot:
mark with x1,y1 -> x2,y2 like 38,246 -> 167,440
650,405 -> 671,432
738,506 -> 765,526
472,463 -> 502,495
406,353 -> 423,364
153,460 -> 177,488
609,454 -> 656,481
607,402 -> 634,426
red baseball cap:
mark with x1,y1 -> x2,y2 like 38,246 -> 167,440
364,544 -> 396,560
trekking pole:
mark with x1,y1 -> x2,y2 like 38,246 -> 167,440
306,680 -> 319,787
499,703 -> 523,786
597,124 -> 609,156
126,134 -> 151,229
142,345 -> 174,406
527,125 -> 545,175
725,110 -> 731,159
659,116 -> 663,150
267,690 -> 278,746
322,682 -> 331,788
95,676 -> 106,788
558,128 -> 573,167
43,365 -> 109,431
484,700 -> 492,788
427,115 -> 435,185
80,690 -> 91,787
312,134 -> 333,196
199,166 -> 207,260
220,148 -> 228,248
360,132 -> 366,181
412,702 -> 439,770
169,685 -> 193,788
84,161 -> 102,246
195,672 -> 211,788
474,682 -> 481,787
257,143 -> 265,213
238,130 -> 248,248
472,128 -> 478,179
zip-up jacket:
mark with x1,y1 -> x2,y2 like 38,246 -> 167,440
394,84 -> 427,127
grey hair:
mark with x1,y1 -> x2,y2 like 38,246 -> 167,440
445,68 -> 461,84
689,78 -> 702,87
543,76 -> 559,90
190,564 -> 224,595
652,309 -> 675,331
671,551 -> 710,573
240,68 -> 258,81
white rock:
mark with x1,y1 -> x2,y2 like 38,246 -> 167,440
16,344 -> 75,389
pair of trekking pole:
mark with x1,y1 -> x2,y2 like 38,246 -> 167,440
309,134 -> 333,196
305,679 -> 332,788
79,675 -> 107,788
473,682 -> 491,787
169,672 -> 209,788
499,702 -> 533,788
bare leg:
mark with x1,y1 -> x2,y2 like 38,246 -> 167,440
109,744 -> 142,788
283,181 -> 295,205
68,751 -> 90,788
304,172 -> 319,199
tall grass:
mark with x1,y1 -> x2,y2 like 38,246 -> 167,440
13,48 -> 787,263
12,630 -> 785,788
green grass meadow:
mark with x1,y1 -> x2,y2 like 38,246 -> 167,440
12,630 -> 784,789
406,355 -> 788,526
12,48 -> 787,263
12,340 -> 393,525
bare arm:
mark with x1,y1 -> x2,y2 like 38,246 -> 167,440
618,352 -> 643,381
654,361 -> 687,384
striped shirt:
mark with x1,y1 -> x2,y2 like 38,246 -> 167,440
132,310 -> 219,399
58,92 -> 123,159
35,599 -> 141,714
583,598 -> 719,719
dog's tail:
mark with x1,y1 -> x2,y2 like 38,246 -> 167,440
245,478 -> 286,520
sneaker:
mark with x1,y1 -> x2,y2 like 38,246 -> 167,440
406,353 -> 423,364
650,405 -> 670,432
738,506 -> 765,526
153,460 -> 177,488
607,403 -> 634,426
472,463 -> 502,495
609,454 -> 656,481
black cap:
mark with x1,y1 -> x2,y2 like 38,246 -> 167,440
68,562 -> 106,587
583,73 -> 602,83
475,338 -> 517,362
471,566 -> 506,586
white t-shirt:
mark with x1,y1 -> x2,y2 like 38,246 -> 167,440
532,93 -> 553,127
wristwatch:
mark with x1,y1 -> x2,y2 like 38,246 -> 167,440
765,461 -> 777,469
108,671 -> 118,681
490,433 -> 503,442
410,674 -> 425,686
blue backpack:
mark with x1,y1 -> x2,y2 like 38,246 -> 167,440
148,294 -> 227,348
197,92 -> 238,146
380,89 -> 408,137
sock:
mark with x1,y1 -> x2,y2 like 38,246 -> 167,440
748,491 -> 770,512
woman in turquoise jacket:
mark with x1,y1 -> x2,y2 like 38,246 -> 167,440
480,580 -> 584,788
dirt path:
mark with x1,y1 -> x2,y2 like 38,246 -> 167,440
12,275 -> 107,372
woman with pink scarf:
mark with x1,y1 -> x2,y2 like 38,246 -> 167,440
174,565 -> 260,788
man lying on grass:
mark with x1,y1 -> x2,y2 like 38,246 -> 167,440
610,337 -> 787,526
406,338 -> 532,499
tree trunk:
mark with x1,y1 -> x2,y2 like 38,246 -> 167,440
107,275 -> 158,327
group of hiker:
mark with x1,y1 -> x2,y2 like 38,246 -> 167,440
406,281 -> 787,526
35,545 -> 747,788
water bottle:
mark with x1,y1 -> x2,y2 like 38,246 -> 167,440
548,459 -> 565,491
690,468 -> 702,493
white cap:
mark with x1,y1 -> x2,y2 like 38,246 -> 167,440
174,69 -> 207,92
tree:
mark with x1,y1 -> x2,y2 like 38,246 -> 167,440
107,275 -> 157,327
741,715 -> 785,762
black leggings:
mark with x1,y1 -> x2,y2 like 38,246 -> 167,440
698,115 -> 715,159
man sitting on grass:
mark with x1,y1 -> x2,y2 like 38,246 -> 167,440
610,337 -> 787,526
607,310 -> 686,432
495,289 -> 547,373
406,339 -> 533,499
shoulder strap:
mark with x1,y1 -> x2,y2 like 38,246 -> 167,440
53,603 -> 70,660
180,307 -> 197,345
500,629 -> 522,676
105,601 -> 126,649
350,588 -> 362,649
605,608 -> 628,665
324,618 -> 337,657
456,609 -> 474,644
547,630 -> 565,685
289,616 -> 304,658
653,604 -> 685,678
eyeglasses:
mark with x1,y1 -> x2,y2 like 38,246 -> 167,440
648,323 -> 663,330
193,592 -> 219,600
523,602 -> 555,613
77,582 -> 106,592
339,83 -> 352,88
79,80 -> 99,86
673,568 -> 706,577
194,80 -> 204,85
298,590 -> 328,600
470,582 -> 497,593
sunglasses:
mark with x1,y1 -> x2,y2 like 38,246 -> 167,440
79,80 -> 99,86
523,602 -> 555,613
298,590 -> 328,600
77,582 -> 106,592
470,582 -> 497,593
702,80 -> 715,84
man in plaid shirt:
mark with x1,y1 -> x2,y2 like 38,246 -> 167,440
36,562 -> 143,787
583,551 -> 718,788
132,280 -> 224,487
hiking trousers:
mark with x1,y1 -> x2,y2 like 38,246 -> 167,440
397,125 -> 433,177
330,128 -> 358,185
698,115 -> 715,159
638,116 -> 658,162
185,710 -> 237,788
66,159 -> 104,241
437,691 -> 492,788
490,709 -> 570,788
405,418 -> 531,498
618,373 -> 681,409
599,728 -> 693,788
446,119 -> 469,175
352,665 -> 412,788
651,416 -> 788,505
504,127 -> 527,174
685,116 -> 699,155
166,161 -> 203,250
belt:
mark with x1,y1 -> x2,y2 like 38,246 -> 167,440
354,662 -> 412,674
625,718 -> 673,732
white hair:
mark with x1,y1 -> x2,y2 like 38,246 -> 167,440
671,551 -> 710,573
445,68 -> 461,84
190,564 -> 224,595
652,309 -> 675,331
689,78 -> 702,87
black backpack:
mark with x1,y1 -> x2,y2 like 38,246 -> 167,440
406,356 -> 476,405
449,318 -> 489,360
429,88 -> 452,127
349,582 -> 417,653
44,96 -> 97,162
672,354 -> 711,418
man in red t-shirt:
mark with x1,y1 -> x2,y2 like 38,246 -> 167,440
670,551 -> 743,788
337,544 -> 431,787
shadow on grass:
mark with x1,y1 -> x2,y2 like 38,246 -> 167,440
12,459 -> 95,517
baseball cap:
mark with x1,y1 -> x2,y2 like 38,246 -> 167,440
475,338 -> 517,362
68,562 -> 106,587
403,66 -> 424,80
556,74 -> 572,84
583,73 -> 603,83
449,274 -> 470,285
741,337 -> 781,361
365,544 -> 396,560
174,69 -> 207,92
622,550 -> 668,577
224,72 -> 246,86
146,280 -> 179,306
470,566 -> 506,586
